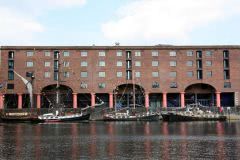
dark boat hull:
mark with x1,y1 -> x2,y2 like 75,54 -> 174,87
33,113 -> 91,123
0,116 -> 39,123
161,113 -> 227,122
103,114 -> 159,121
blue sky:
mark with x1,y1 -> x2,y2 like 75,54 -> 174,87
0,0 -> 240,46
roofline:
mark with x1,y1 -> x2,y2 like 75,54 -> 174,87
1,45 -> 240,50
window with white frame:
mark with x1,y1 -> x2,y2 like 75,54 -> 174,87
206,71 -> 212,77
99,51 -> 106,56
186,51 -> 193,56
81,61 -> 88,67
206,51 -> 213,56
116,51 -> 122,56
152,51 -> 159,56
80,82 -> 88,89
135,51 -> 141,56
169,51 -> 176,56
44,61 -> 51,67
206,61 -> 212,66
98,83 -> 106,88
98,72 -> 106,77
99,61 -> 106,67
169,71 -> 177,77
117,61 -> 123,67
63,72 -> 70,78
169,61 -> 177,66
44,72 -> 50,78
26,61 -> 33,67
26,51 -> 34,57
63,51 -> 70,57
117,72 -> 122,77
186,61 -> 193,66
81,51 -> 88,57
152,72 -> 159,77
135,61 -> 141,67
81,72 -> 88,78
152,61 -> 159,66
45,51 -> 51,56
63,61 -> 70,67
135,71 -> 141,78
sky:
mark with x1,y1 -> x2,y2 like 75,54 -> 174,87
0,0 -> 240,46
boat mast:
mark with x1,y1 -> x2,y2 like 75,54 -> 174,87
133,70 -> 135,110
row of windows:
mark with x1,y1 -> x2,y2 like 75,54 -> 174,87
41,71 -> 215,79
19,50 -> 222,58
27,60 -> 214,68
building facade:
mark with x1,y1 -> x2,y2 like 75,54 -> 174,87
0,45 -> 239,110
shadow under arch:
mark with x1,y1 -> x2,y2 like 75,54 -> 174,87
184,83 -> 216,107
41,84 -> 73,108
113,83 -> 145,110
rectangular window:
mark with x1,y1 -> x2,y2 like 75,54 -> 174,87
169,51 -> 176,56
170,82 -> 177,88
26,61 -> 34,67
206,71 -> 212,77
169,71 -> 177,77
187,51 -> 193,56
224,82 -> 231,88
206,51 -> 213,56
117,61 -> 123,67
197,60 -> 202,69
54,60 -> 59,70
116,51 -> 122,56
152,61 -> 159,67
126,51 -> 132,59
7,84 -> 14,89
135,71 -> 141,78
152,82 -> 159,88
8,71 -> 14,80
152,72 -> 159,77
99,51 -> 106,56
99,61 -> 106,67
126,70 -> 132,80
169,61 -> 177,67
63,61 -> 70,67
152,51 -> 159,56
224,70 -> 230,79
187,71 -> 193,77
44,62 -> 51,67
196,51 -> 202,58
98,83 -> 106,88
80,82 -> 88,89
63,51 -> 70,57
8,51 -> 14,59
223,60 -> 229,69
54,51 -> 59,59
186,61 -> 193,66
223,50 -> 229,58
26,72 -> 33,77
98,72 -> 106,77
206,61 -> 212,66
117,72 -> 122,77
26,51 -> 34,57
8,60 -> 14,69
45,51 -> 51,56
63,72 -> 70,78
135,61 -> 141,67
197,70 -> 203,79
54,71 -> 58,81
44,72 -> 50,78
126,60 -> 132,69
81,61 -> 88,67
81,51 -> 88,57
135,51 -> 141,56
81,72 -> 88,78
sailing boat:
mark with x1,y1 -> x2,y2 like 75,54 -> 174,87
103,71 -> 159,121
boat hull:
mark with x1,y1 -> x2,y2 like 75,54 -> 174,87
161,112 -> 227,122
32,113 -> 91,123
103,114 -> 159,121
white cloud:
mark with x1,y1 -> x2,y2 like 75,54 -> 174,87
102,0 -> 240,44
0,0 -> 86,45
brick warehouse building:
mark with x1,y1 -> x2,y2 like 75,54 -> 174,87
0,45 -> 239,110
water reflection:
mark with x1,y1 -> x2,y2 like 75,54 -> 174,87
0,121 -> 240,159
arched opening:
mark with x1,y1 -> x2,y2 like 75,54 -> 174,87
41,84 -> 73,108
113,84 -> 145,110
185,83 -> 216,106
